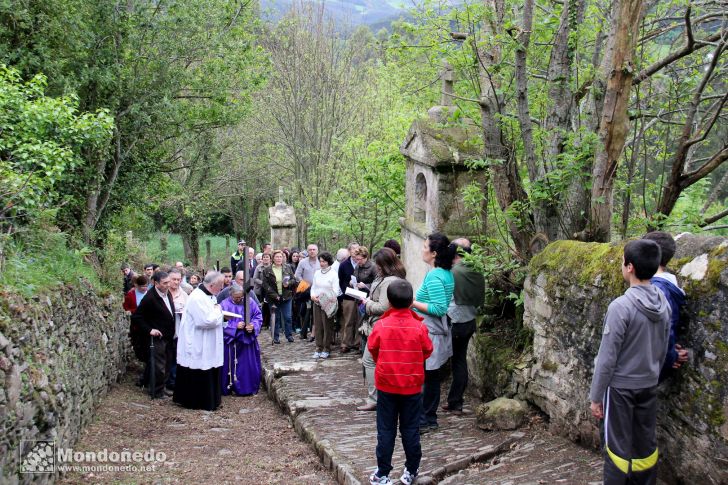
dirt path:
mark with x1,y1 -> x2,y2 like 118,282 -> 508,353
59,364 -> 336,485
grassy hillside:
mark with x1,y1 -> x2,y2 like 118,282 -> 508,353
142,233 -> 237,270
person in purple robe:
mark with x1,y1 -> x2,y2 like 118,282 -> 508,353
219,285 -> 263,396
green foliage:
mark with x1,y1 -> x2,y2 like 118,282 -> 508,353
459,169 -> 526,309
387,0 -> 726,246
0,211 -> 100,296
2,0 -> 724,272
300,52 -> 421,248
528,130 -> 598,204
0,65 -> 113,225
308,151 -> 406,250
1,0 -> 266,245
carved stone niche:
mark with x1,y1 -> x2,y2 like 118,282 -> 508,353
399,114 -> 486,288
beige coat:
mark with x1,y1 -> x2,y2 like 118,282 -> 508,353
359,275 -> 401,337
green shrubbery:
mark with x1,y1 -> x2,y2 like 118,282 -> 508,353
0,65 -> 116,296
0,211 -> 100,296
0,65 -> 113,227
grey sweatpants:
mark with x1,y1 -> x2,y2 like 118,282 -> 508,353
602,386 -> 659,485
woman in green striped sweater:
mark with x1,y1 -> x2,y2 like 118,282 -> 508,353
411,232 -> 456,433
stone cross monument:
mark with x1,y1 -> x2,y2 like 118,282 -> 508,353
268,187 -> 298,249
399,63 -> 488,287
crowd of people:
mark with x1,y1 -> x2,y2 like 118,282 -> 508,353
120,234 -> 485,484
119,229 -> 687,485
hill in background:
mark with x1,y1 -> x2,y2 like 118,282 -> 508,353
260,0 -> 410,29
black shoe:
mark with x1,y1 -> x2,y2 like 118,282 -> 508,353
300,334 -> 308,340
287,337 -> 295,343
273,340 -> 281,345
308,336 -> 315,342
164,388 -> 174,397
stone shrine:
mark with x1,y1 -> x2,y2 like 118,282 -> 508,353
399,62 -> 487,287
269,187 -> 298,249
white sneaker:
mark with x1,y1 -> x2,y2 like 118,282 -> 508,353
320,352 -> 330,359
369,470 -> 392,485
399,467 -> 416,485
312,352 -> 321,359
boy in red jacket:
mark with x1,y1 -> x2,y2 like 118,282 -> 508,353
367,279 -> 433,485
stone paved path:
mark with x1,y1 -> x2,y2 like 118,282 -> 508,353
59,364 -> 336,485
259,331 -> 602,485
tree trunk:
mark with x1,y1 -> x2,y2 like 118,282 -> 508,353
248,201 -> 261,248
533,0 -> 588,241
82,117 -> 125,244
514,0 -> 536,184
181,228 -> 200,267
585,0 -> 644,242
478,0 -> 533,260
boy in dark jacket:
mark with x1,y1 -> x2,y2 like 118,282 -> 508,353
589,240 -> 671,485
367,279 -> 433,485
642,231 -> 689,381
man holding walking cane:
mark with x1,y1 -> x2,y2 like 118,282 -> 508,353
132,271 -> 176,399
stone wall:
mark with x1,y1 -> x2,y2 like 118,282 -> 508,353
520,235 -> 727,484
0,284 -> 129,484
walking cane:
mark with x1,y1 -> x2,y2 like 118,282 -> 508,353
270,304 -> 277,343
149,334 -> 156,400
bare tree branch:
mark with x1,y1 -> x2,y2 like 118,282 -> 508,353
632,6 -> 723,85
682,145 -> 728,187
700,207 -> 728,227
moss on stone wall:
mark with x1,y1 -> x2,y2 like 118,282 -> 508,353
409,118 -> 484,165
474,333 -> 519,399
529,240 -> 626,296
525,235 -> 728,483
672,242 -> 727,298
473,314 -> 534,400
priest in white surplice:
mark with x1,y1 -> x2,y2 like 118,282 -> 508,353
173,271 -> 226,410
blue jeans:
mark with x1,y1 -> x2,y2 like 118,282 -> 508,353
273,298 -> 293,341
376,390 -> 422,478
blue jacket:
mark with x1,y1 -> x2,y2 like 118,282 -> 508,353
651,276 -> 686,377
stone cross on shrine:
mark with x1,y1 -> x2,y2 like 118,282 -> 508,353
440,60 -> 455,107
427,61 -> 456,124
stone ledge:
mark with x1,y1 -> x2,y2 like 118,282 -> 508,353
258,333 -> 599,484
262,362 -> 363,484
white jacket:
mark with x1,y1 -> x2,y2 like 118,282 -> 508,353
311,267 -> 340,298
176,287 -> 224,370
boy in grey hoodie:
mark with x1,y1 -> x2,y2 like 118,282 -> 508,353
589,239 -> 671,485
